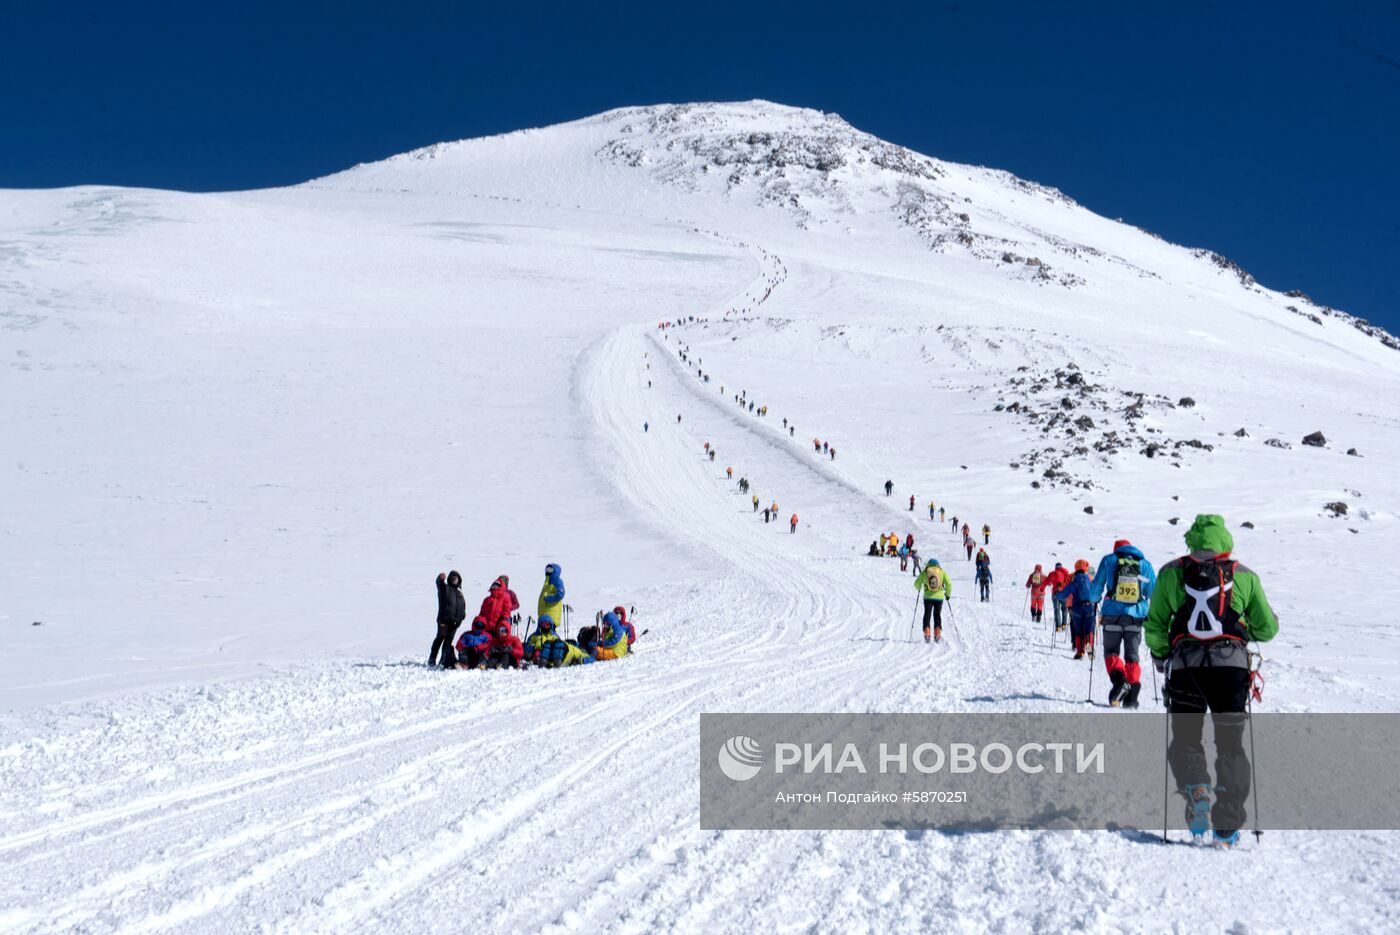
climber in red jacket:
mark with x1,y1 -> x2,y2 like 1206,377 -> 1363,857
1025,564 -> 1051,622
487,622 -> 524,668
477,576 -> 520,633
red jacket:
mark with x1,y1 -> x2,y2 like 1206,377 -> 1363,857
490,631 -> 524,661
478,581 -> 520,631
1043,567 -> 1071,597
613,605 -> 637,645
1025,570 -> 1051,595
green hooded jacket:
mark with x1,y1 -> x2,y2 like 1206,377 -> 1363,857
915,563 -> 951,599
1144,515 -> 1278,658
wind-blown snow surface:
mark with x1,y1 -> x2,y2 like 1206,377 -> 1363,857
3,101 -> 1399,932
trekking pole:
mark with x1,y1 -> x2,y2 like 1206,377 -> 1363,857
1022,590 -> 1030,619
909,593 -> 920,643
1247,647 -> 1263,844
1161,674 -> 1171,844
947,599 -> 960,641
1086,617 -> 1099,703
1150,652 -> 1159,703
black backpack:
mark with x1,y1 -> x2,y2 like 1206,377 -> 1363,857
574,625 -> 599,652
1169,557 -> 1247,645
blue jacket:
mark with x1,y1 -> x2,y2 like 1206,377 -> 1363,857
975,565 -> 992,583
599,612 -> 627,650
1056,571 -> 1095,608
1088,545 -> 1156,619
456,628 -> 493,655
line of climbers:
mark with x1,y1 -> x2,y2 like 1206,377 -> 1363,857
655,338 -> 1276,850
906,511 -> 1277,847
660,322 -> 850,461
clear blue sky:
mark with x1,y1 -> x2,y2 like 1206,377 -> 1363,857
3,0 -> 1397,330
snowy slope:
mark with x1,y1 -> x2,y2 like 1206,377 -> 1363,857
2,101 -> 1399,932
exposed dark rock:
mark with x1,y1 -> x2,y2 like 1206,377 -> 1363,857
1083,505 -> 1094,514
1193,248 -> 1256,287
1030,481 -> 1041,489
1241,522 -> 1255,529
1347,448 -> 1361,457
1234,428 -> 1249,438
1178,397 -> 1196,408
1168,517 -> 1180,525
1074,415 -> 1095,431
1286,304 -> 1324,326
1324,501 -> 1348,517
1302,431 -> 1327,448
1264,438 -> 1291,450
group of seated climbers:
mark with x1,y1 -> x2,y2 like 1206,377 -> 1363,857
434,564 -> 637,670
456,605 -> 637,670
869,531 -> 914,557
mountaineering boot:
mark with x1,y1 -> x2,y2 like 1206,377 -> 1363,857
934,627 -> 942,643
1184,784 -> 1213,838
1122,683 -> 1142,709
923,626 -> 931,644
1108,671 -> 1127,707
1213,830 -> 1241,849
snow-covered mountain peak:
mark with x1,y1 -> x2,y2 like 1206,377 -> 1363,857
322,100 -> 1091,279
591,100 -> 954,219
